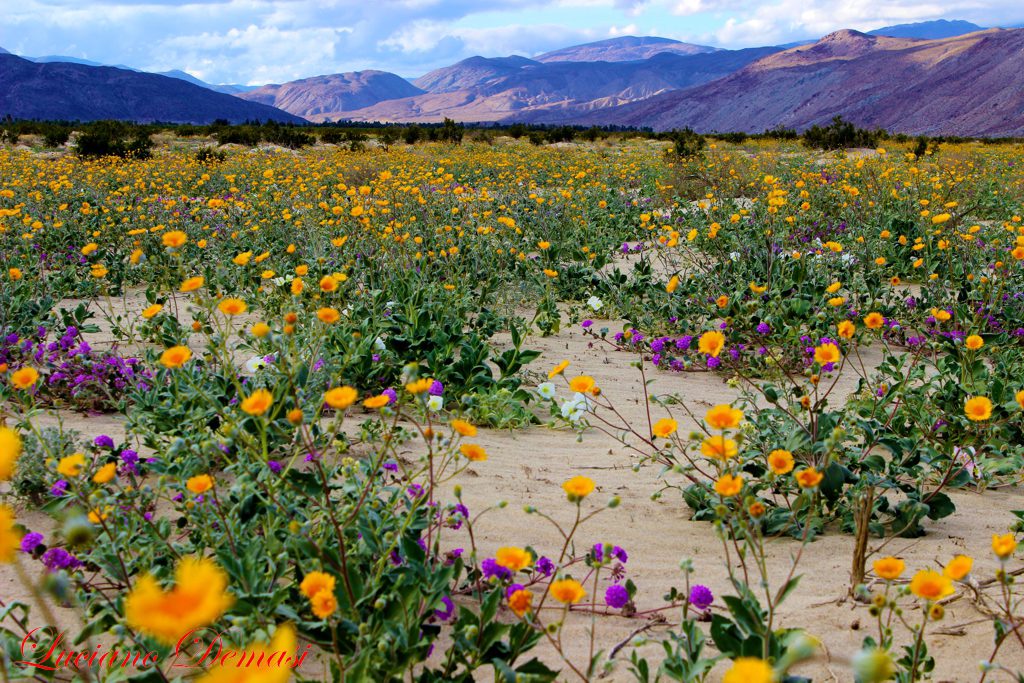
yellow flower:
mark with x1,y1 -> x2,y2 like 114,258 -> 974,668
0,426 -> 23,481
568,375 -> 596,393
795,467 -> 823,488
965,335 -> 983,350
666,275 -> 680,293
1017,389 -> 1024,410
8,267 -> 23,280
217,298 -> 247,316
495,547 -> 532,571
324,386 -> 358,410
319,275 -> 339,292
300,571 -> 336,599
550,579 -> 586,604
363,394 -> 390,409
160,346 -> 192,369
251,322 -> 270,337
562,475 -> 595,500
723,657 -> 774,683
0,505 -> 21,563
930,308 -> 951,322
714,474 -> 743,497
716,295 -> 729,308
508,588 -> 533,616
932,213 -> 951,224
943,555 -> 973,581
195,623 -> 295,683
57,453 -> 86,478
700,435 -> 737,460
548,360 -> 570,379
241,389 -> 273,416
698,330 -> 725,357
873,556 -> 905,581
11,367 -> 40,389
749,282 -> 767,294
187,474 -> 214,494
232,251 -> 253,266
141,303 -> 163,319
863,312 -> 884,329
317,307 -> 340,324
826,281 -> 842,294
705,404 -> 743,430
92,462 -> 117,484
837,321 -> 855,339
180,276 -> 204,292
451,419 -> 477,437
311,589 -> 338,619
460,444 -> 488,461
827,296 -> 846,307
814,343 -> 841,365
992,533 -> 1017,559
124,556 -> 234,644
964,396 -> 992,422
767,449 -> 794,475
406,378 -> 434,394
909,570 -> 954,601
162,230 -> 187,248
652,418 -> 677,438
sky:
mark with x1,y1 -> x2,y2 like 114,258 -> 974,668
3,0 -> 1023,85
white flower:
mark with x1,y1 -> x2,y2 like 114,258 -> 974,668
426,395 -> 443,412
373,337 -> 386,352
560,392 -> 592,422
729,251 -> 740,261
586,296 -> 603,311
272,277 -> 287,287
244,356 -> 267,373
536,382 -> 556,400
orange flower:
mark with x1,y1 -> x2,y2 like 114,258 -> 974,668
568,375 -> 596,393
964,396 -> 992,422
723,658 -> 774,683
965,335 -> 983,350
240,389 -> 273,416
767,449 -> 794,475
311,589 -> 338,618
795,467 -> 823,488
652,417 -> 677,438
162,230 -> 187,248
316,307 -> 340,324
0,426 -> 22,481
1016,389 -> 1024,410
124,556 -> 233,644
217,298 -> 247,316
837,320 -> 855,339
10,367 -> 40,389
943,555 -> 973,581
300,571 -> 336,599
873,556 -> 905,580
992,533 -> 1017,559
698,330 -> 725,357
714,474 -> 743,497
705,404 -> 743,430
141,303 -> 163,319
159,346 -> 192,369
91,462 -> 116,484
909,570 -> 954,601
863,312 -> 884,329
180,276 -> 204,292
406,378 -> 434,394
363,394 -> 390,409
186,474 -> 214,494
666,275 -> 680,293
495,547 -> 532,571
451,419 -> 477,437
548,360 -> 570,379
459,444 -> 487,461
550,579 -> 586,604
323,386 -> 357,410
251,322 -> 270,337
508,588 -> 533,616
562,475 -> 595,500
700,435 -> 737,460
813,343 -> 841,366
319,275 -> 339,292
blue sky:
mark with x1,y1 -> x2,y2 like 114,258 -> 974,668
4,0 -> 1022,85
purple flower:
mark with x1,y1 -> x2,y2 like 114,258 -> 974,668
93,435 -> 115,449
482,558 -> 513,581
581,320 -> 593,329
706,356 -> 721,369
50,480 -> 69,497
429,380 -> 444,396
756,322 -> 771,335
535,556 -> 555,577
434,596 -> 455,622
382,460 -> 398,472
383,388 -> 398,405
268,460 -> 283,474
41,547 -> 82,572
506,583 -> 525,598
20,532 -> 44,554
605,584 -> 629,609
689,584 -> 713,611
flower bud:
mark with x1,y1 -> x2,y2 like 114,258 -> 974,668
853,648 -> 895,683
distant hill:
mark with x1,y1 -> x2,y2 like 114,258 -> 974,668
535,36 -> 717,62
340,47 -> 780,124
0,54 -> 303,123
573,28 -> 1024,136
238,70 -> 424,119
867,19 -> 985,39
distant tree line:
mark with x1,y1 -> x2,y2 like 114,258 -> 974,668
1,114 -> 1021,159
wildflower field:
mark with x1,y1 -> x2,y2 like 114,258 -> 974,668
1,135 -> 1023,682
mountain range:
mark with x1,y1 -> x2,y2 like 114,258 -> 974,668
2,19 -> 1022,136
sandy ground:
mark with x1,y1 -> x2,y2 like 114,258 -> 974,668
3,297 -> 1023,682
